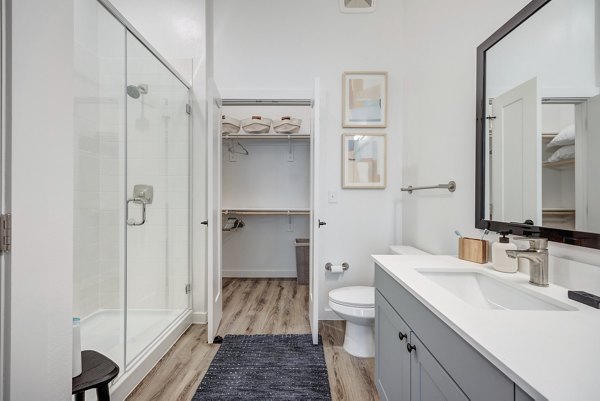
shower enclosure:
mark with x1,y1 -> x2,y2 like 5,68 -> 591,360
73,0 -> 191,380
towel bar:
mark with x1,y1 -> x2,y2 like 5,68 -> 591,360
401,181 -> 456,194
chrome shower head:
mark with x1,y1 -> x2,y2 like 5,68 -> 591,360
126,84 -> 148,99
127,85 -> 141,99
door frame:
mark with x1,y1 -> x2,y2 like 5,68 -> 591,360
310,78 -> 320,345
206,79 -> 222,343
206,80 -> 321,344
0,0 -> 8,397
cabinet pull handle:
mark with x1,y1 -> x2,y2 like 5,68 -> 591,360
398,331 -> 407,341
406,343 -> 416,353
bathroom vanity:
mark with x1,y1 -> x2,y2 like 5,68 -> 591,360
373,255 -> 600,401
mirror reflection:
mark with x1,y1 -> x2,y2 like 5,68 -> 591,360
484,0 -> 600,232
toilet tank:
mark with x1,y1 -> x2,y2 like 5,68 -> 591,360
389,245 -> 430,255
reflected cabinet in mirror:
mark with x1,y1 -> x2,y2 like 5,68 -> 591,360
476,0 -> 600,249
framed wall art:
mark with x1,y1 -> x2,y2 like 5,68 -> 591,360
342,133 -> 386,189
342,71 -> 387,128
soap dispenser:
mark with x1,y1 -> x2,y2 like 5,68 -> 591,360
492,231 -> 518,273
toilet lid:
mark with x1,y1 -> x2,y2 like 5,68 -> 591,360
329,286 -> 374,308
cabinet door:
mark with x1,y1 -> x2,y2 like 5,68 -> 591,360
375,291 -> 411,401
409,333 -> 468,401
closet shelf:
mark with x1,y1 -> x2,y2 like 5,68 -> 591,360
543,159 -> 574,169
542,209 -> 575,216
542,133 -> 558,140
222,134 -> 310,140
221,99 -> 313,107
222,208 -> 310,216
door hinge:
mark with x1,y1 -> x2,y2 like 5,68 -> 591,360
185,283 -> 191,294
0,214 -> 11,253
186,104 -> 191,115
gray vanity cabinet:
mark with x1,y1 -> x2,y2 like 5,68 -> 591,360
375,290 -> 411,401
375,264 -> 522,401
409,333 -> 468,401
375,290 -> 468,401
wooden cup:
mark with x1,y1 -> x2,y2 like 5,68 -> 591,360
458,238 -> 489,264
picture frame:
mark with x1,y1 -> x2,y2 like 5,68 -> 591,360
342,71 -> 387,128
342,133 -> 387,189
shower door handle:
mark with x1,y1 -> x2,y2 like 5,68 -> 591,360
126,198 -> 147,226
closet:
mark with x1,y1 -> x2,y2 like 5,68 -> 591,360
541,103 -> 576,229
206,80 -> 321,346
220,100 -> 313,278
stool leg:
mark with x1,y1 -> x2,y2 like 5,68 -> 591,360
74,392 -> 85,401
96,384 -> 110,401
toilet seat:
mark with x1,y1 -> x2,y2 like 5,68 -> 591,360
329,286 -> 374,308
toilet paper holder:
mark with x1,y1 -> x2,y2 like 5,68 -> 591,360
325,262 -> 349,271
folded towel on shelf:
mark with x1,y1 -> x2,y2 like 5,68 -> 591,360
547,144 -> 575,163
547,124 -> 575,148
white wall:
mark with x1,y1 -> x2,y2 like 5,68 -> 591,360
401,0 -> 600,283
8,0 -> 74,399
401,0 -> 530,255
213,0 -> 404,319
107,0 -> 209,322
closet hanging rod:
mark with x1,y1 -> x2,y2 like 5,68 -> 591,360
222,134 -> 310,140
220,99 -> 313,107
401,181 -> 456,194
222,209 -> 310,216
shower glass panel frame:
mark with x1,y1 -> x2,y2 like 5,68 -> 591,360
74,0 -> 192,378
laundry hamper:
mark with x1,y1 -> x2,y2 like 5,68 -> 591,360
294,239 -> 310,285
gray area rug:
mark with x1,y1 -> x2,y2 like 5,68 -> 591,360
192,334 -> 332,401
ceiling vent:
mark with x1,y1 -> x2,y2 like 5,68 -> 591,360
339,0 -> 376,13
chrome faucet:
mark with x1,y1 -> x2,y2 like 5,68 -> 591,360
505,238 -> 549,287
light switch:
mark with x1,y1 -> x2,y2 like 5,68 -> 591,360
328,190 -> 338,204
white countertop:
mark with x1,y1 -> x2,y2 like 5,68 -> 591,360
372,254 -> 600,401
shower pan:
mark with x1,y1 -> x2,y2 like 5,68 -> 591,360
73,0 -> 192,391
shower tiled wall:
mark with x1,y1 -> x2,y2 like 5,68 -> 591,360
74,0 -> 125,318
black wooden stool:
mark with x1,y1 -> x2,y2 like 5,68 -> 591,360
72,350 -> 119,401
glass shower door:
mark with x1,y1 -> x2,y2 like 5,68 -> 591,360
125,33 -> 190,366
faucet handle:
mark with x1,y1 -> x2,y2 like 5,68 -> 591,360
513,237 -> 548,250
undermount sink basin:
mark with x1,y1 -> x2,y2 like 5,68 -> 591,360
417,270 -> 576,311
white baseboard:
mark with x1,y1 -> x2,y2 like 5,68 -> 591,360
223,269 -> 297,278
192,311 -> 207,324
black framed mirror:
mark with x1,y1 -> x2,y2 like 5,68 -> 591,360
476,0 -> 600,249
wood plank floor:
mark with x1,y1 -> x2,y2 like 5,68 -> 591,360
126,278 -> 380,401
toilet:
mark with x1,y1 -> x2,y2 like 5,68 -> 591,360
329,246 -> 429,358
329,286 -> 375,358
